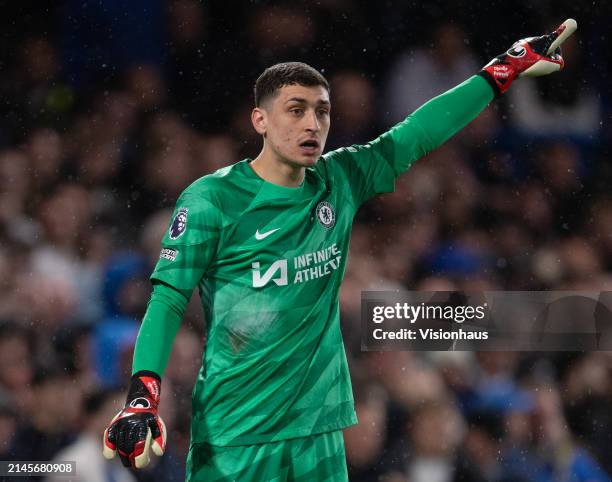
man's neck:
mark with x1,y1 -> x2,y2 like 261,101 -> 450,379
250,148 -> 304,188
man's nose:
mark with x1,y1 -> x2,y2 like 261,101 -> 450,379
304,110 -> 320,132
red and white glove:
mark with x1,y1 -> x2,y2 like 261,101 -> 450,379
479,19 -> 577,95
102,371 -> 166,469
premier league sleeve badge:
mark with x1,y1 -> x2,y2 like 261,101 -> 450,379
169,208 -> 188,240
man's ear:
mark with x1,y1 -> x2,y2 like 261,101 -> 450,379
251,107 -> 267,136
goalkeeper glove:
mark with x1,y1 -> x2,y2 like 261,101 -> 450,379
479,19 -> 577,95
102,371 -> 166,469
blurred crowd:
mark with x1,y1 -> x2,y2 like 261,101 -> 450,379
0,1 -> 610,481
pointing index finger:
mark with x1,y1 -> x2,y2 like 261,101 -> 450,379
547,18 -> 578,55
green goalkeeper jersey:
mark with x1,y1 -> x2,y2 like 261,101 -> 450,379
148,75 -> 493,446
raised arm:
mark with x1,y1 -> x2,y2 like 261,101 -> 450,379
321,20 -> 575,208
389,74 -> 494,174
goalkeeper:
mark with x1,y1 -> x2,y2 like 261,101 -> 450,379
102,21 -> 574,481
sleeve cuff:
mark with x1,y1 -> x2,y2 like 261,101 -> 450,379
477,70 -> 502,98
132,370 -> 162,382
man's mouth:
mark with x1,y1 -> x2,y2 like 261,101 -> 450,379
299,139 -> 320,154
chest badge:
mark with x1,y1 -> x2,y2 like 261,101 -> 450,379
316,201 -> 336,229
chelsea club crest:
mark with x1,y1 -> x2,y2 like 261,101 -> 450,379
316,201 -> 335,229
169,208 -> 188,240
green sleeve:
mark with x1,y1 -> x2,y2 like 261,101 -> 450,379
131,281 -> 191,376
150,186 -> 222,291
408,74 -> 494,157
320,75 -> 494,207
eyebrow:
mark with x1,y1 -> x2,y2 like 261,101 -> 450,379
285,97 -> 331,106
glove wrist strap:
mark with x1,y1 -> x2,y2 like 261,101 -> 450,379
126,370 -> 162,408
478,63 -> 517,96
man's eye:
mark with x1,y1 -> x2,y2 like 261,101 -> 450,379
318,110 -> 330,117
290,109 -> 303,115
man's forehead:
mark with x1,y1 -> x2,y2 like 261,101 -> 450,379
277,84 -> 330,104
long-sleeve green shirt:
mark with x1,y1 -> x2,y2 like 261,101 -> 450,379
132,74 -> 493,445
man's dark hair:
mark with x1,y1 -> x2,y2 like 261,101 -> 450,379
254,62 -> 329,107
